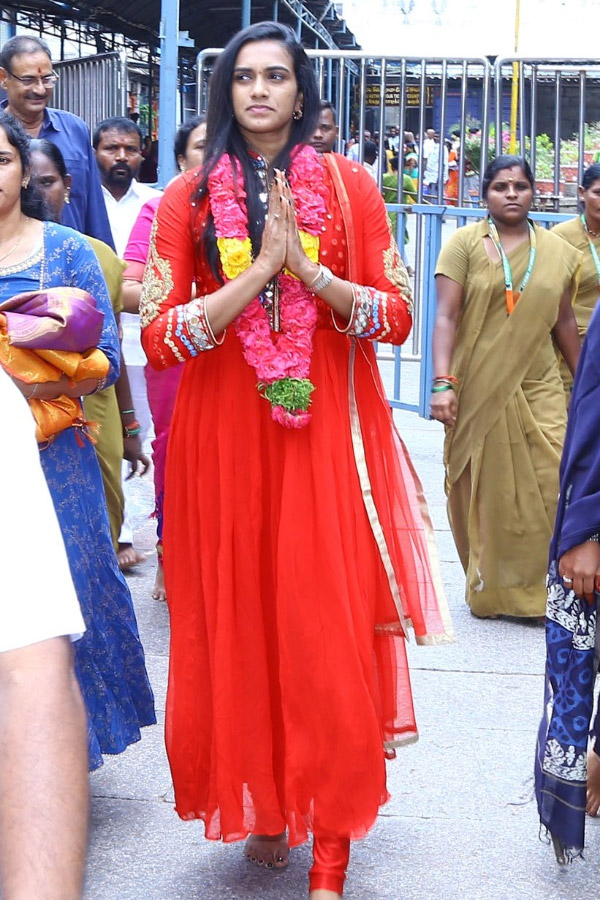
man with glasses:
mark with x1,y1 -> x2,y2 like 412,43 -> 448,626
0,34 -> 114,247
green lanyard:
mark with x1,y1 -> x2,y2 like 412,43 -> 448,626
580,214 -> 600,292
487,217 -> 537,315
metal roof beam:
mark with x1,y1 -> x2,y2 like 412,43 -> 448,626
279,0 -> 337,48
317,1 -> 333,22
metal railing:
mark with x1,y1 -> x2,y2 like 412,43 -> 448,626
196,48 -> 491,365
494,57 -> 600,205
192,48 -> 590,418
53,51 -> 128,130
195,50 -> 491,196
383,205 -> 572,418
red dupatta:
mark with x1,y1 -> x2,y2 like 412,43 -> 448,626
323,152 -> 453,646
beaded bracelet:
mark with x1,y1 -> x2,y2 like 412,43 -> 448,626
431,383 -> 454,393
123,420 -> 141,438
588,534 -> 600,543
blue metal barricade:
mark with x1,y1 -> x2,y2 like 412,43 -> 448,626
382,205 -> 571,418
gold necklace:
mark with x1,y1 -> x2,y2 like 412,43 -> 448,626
0,218 -> 26,264
584,216 -> 600,238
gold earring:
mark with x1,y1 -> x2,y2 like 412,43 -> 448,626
293,107 -> 303,121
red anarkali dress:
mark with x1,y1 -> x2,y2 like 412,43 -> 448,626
141,149 -> 453,846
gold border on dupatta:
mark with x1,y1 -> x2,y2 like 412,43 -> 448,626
349,340 -> 455,646
347,339 -> 410,639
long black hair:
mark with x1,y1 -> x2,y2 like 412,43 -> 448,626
481,154 -> 534,199
0,112 -> 47,220
197,21 -> 320,281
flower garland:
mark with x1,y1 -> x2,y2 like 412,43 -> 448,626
207,146 -> 328,428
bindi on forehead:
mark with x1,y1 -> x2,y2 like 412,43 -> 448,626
12,52 -> 51,73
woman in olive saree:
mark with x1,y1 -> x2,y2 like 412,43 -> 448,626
431,156 -> 581,618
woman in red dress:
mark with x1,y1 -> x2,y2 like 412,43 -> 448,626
141,21 -> 452,899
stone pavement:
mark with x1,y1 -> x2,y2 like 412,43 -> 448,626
84,408 -> 600,900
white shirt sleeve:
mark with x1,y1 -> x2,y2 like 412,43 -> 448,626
0,370 -> 85,653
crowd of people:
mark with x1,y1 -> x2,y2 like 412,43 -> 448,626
4,16 -> 600,900
332,121 -> 481,209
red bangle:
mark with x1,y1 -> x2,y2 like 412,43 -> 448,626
123,420 -> 141,438
433,375 -> 459,385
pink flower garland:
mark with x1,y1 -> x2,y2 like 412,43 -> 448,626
207,146 -> 328,428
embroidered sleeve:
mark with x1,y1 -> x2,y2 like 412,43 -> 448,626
141,176 -> 222,369
333,284 -> 395,340
332,168 -> 413,346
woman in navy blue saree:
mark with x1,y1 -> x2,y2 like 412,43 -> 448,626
535,297 -> 600,863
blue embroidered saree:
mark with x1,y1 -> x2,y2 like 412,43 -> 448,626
535,297 -> 600,861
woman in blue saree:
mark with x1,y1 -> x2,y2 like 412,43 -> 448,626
0,112 -> 155,769
536,290 -> 600,863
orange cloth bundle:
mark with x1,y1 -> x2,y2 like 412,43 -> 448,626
0,288 -> 109,443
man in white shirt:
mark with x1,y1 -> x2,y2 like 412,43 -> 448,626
93,116 -> 162,256
388,126 -> 400,154
423,133 -> 449,198
0,368 -> 88,900
422,127 -> 436,165
346,129 -> 372,162
94,116 -> 162,570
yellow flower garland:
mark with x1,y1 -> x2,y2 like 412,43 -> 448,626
218,232 -> 319,282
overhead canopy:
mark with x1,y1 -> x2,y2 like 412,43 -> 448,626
1,0 -> 360,52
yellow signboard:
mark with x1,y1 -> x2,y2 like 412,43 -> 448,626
364,83 -> 434,107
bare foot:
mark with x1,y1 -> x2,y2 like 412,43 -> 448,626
117,543 -> 146,571
309,891 -> 342,900
586,747 -> 600,816
244,832 -> 289,869
469,610 -> 499,620
152,564 -> 166,601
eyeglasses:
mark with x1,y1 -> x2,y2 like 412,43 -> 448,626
5,68 -> 59,87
